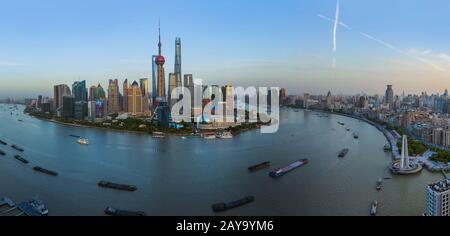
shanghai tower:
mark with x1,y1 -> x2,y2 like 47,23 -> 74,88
174,37 -> 182,88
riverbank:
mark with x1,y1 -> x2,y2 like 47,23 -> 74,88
25,108 -> 263,138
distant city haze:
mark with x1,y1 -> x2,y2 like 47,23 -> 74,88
1,0 -> 450,98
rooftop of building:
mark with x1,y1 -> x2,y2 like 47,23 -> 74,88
429,179 -> 450,193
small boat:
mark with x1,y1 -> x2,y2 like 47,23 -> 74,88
0,150 -> 5,156
217,132 -> 233,139
353,133 -> 359,139
370,200 -> 378,216
104,207 -> 145,216
152,132 -> 165,139
212,196 -> 255,212
33,166 -> 58,176
11,145 -> 24,152
248,161 -> 271,172
338,148 -> 349,158
269,159 -> 309,178
346,128 -> 350,131
98,181 -> 137,192
69,134 -> 81,138
0,139 -> 7,145
181,136 -> 187,140
14,155 -> 29,164
376,178 -> 383,191
77,138 -> 89,145
203,135 -> 216,140
383,144 -> 391,151
18,119 -> 23,122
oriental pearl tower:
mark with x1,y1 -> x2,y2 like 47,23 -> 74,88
156,21 -> 166,99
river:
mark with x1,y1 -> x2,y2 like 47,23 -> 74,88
0,104 -> 441,216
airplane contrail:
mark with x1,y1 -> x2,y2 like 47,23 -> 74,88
317,14 -> 351,30
359,32 -> 445,71
332,0 -> 340,53
318,12 -> 446,72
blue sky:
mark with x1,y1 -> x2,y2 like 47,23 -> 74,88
1,0 -> 450,98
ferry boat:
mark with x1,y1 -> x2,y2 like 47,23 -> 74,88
0,139 -> 7,145
269,159 -> 309,178
248,161 -> 271,172
376,178 -> 383,191
338,148 -> 349,158
14,155 -> 29,164
33,166 -> 58,176
104,207 -> 145,216
217,132 -> 233,139
370,200 -> 378,216
98,181 -> 137,192
11,145 -> 24,152
77,138 -> 89,145
212,196 -> 255,212
203,135 -> 217,140
152,132 -> 166,139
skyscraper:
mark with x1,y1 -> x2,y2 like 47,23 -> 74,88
53,84 -> 71,117
123,79 -> 129,112
168,73 -> 178,106
139,78 -> 149,96
127,81 -> 143,116
72,80 -> 88,120
385,85 -> 394,109
155,21 -> 166,99
72,80 -> 88,102
174,37 -> 182,88
107,79 -> 120,114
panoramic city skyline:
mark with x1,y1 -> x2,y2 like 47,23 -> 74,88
1,0 -> 450,98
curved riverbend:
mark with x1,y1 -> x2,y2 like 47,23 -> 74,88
0,105 -> 441,215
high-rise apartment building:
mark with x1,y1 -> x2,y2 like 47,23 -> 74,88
385,85 -> 394,109
123,79 -> 129,112
427,179 -> 450,216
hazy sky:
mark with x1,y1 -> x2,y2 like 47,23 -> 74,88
1,0 -> 450,98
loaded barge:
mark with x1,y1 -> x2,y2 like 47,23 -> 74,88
98,181 -> 137,192
248,162 -> 270,172
14,155 -> 29,164
212,196 -> 255,212
269,159 -> 309,178
104,207 -> 145,216
11,145 -> 24,152
33,166 -> 58,176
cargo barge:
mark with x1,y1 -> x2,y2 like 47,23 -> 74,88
33,166 -> 58,176
14,155 -> 29,164
212,196 -> 255,212
269,159 -> 309,178
11,145 -> 24,152
104,207 -> 145,216
338,148 -> 349,158
98,181 -> 137,192
248,162 -> 270,172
